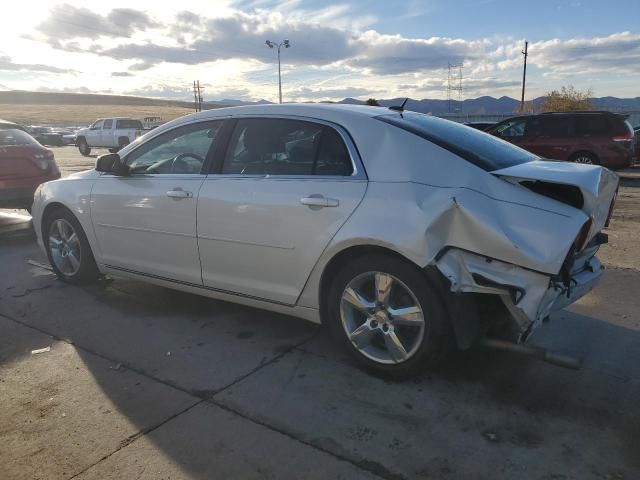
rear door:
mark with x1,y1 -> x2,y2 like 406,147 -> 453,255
90,120 -> 224,284
522,115 -> 572,160
197,117 -> 367,305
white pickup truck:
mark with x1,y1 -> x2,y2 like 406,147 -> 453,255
76,117 -> 144,156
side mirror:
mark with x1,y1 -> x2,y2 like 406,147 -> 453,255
96,153 -> 129,176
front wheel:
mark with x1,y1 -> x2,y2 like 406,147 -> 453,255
327,254 -> 450,379
44,209 -> 99,284
78,138 -> 91,156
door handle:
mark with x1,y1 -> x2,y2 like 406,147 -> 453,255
300,195 -> 339,208
166,188 -> 193,199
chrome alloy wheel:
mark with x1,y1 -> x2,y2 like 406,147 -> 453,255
574,155 -> 593,164
340,271 -> 426,364
48,219 -> 82,276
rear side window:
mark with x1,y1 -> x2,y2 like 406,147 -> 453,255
377,112 -> 536,171
222,118 -> 353,176
0,129 -> 38,146
575,115 -> 609,136
116,119 -> 143,129
527,116 -> 571,137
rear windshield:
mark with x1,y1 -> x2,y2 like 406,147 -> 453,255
0,129 -> 38,146
376,112 -> 536,171
116,119 -> 143,129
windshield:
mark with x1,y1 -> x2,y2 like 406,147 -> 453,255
376,112 -> 536,171
0,129 -> 38,146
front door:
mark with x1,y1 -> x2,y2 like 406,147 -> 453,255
85,120 -> 103,146
197,117 -> 367,305
91,120 -> 224,284
100,119 -> 113,147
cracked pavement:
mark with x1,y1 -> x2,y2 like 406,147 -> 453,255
0,148 -> 639,479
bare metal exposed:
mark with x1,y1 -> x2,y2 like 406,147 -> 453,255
31,104 -> 618,377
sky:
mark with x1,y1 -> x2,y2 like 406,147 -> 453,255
0,0 -> 639,103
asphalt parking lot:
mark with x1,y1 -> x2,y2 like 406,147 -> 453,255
1,146 -> 639,479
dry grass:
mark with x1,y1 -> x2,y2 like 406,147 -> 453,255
0,104 -> 196,126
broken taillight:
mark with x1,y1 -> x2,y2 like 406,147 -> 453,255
605,187 -> 618,227
575,218 -> 593,251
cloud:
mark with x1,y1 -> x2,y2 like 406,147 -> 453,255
37,3 -> 159,40
288,86 -> 378,100
0,56 -> 77,74
111,72 -> 134,77
528,31 -> 640,75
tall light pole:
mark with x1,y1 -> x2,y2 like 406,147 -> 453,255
520,40 -> 528,112
265,39 -> 290,104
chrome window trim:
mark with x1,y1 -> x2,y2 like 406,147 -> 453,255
213,114 -> 367,180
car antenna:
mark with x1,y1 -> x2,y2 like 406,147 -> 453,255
389,98 -> 409,114
389,97 -> 409,112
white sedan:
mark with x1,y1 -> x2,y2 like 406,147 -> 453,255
31,104 -> 618,378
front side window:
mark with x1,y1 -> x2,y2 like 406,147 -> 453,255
90,120 -> 103,130
125,121 -> 222,175
491,119 -> 527,138
103,119 -> 113,129
222,118 -> 353,176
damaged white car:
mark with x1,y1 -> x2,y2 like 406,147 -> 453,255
31,104 -> 618,377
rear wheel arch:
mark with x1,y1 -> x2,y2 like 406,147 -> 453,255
318,243 -> 488,352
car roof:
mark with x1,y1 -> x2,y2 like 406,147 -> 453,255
0,119 -> 25,130
189,103 -> 392,121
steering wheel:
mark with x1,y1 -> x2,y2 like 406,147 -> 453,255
170,152 -> 204,173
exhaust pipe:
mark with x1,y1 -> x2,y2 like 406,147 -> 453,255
480,338 -> 583,370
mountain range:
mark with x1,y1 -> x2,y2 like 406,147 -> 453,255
1,90 -> 639,115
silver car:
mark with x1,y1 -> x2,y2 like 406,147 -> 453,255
31,104 -> 618,378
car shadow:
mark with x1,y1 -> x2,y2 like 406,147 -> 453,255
1,234 -> 639,478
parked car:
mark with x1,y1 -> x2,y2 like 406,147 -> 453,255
56,128 -> 78,145
75,117 -> 144,156
28,126 -> 65,147
463,121 -> 495,131
32,104 -> 617,378
0,124 -> 61,211
487,111 -> 634,169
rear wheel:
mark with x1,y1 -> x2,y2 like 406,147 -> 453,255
44,209 -> 99,284
78,138 -> 91,156
327,254 -> 450,379
571,151 -> 598,165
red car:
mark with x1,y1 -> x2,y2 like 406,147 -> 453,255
0,120 -> 61,211
488,111 -> 635,170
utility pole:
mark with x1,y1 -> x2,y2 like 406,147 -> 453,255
193,81 -> 199,112
197,80 -> 204,111
265,39 -> 291,104
520,40 -> 528,112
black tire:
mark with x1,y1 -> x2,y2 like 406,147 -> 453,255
326,253 -> 451,379
108,148 -> 119,153
77,138 -> 91,156
118,138 -> 130,151
570,151 -> 598,165
43,208 -> 99,285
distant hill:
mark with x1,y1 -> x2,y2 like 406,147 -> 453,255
0,90 -> 227,109
1,90 -> 639,117
339,95 -> 640,115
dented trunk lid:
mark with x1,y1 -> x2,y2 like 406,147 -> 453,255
491,160 -> 619,233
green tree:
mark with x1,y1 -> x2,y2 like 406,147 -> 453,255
540,85 -> 593,112
365,98 -> 380,106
